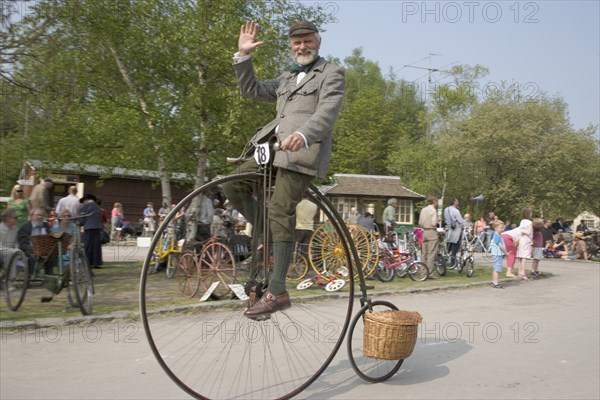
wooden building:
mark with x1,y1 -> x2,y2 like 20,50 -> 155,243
18,160 -> 193,223
318,174 -> 425,228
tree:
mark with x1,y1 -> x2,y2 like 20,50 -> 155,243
1,0 -> 335,200
330,48 -> 427,177
437,88 -> 600,220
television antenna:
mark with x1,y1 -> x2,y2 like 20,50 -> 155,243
403,53 -> 460,136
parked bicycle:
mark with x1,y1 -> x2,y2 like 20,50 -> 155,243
374,232 -> 429,282
148,226 -> 182,278
4,214 -> 94,315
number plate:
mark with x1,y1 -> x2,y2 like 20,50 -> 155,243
254,142 -> 272,165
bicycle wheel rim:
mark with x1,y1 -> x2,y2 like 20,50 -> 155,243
71,248 -> 94,315
408,262 -> 429,282
177,252 -> 200,298
140,173 -> 356,399
347,300 -> 404,382
5,250 -> 28,311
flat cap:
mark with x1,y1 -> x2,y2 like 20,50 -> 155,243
288,21 -> 319,37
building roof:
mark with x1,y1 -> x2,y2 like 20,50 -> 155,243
321,174 -> 425,199
24,160 -> 191,182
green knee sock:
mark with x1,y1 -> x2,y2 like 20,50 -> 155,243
268,242 -> 294,295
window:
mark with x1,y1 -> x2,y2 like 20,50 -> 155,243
330,197 -> 358,219
397,199 -> 412,224
581,219 -> 594,230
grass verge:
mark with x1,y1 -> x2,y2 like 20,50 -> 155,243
0,261 -> 547,323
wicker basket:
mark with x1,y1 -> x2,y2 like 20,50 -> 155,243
363,310 -> 422,360
31,234 -> 71,257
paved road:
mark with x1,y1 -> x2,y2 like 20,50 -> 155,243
1,257 -> 598,399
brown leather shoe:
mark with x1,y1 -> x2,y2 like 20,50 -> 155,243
244,291 -> 291,318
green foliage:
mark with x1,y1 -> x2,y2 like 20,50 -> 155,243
0,0 -> 335,194
437,92 -> 600,220
331,48 -> 428,176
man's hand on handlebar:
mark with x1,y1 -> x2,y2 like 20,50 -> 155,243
279,133 -> 304,152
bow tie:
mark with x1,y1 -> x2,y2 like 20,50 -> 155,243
290,56 -> 321,74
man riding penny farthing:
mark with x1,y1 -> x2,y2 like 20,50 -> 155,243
222,20 -> 346,319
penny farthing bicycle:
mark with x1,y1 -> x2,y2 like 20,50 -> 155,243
140,141 -> 406,399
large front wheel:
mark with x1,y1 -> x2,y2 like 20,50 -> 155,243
140,173 -> 358,399
347,300 -> 404,382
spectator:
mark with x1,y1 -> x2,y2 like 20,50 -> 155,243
79,194 -> 103,270
143,202 -> 157,236
1,209 -> 19,267
552,217 -> 567,234
504,219 -> 512,231
17,208 -> 52,274
158,202 -> 170,225
444,197 -> 464,266
463,213 -> 474,234
474,215 -> 487,250
111,203 -> 124,241
29,178 -> 54,212
575,221 -> 589,234
530,218 -> 545,277
295,195 -> 318,258
484,210 -> 496,247
418,196 -> 438,277
489,220 -> 507,288
382,198 -> 398,235
53,209 -> 77,237
357,212 -> 376,232
501,225 -> 520,278
55,185 -> 80,217
186,195 -> 214,242
543,240 -> 556,258
345,207 -> 359,224
572,232 -> 590,261
516,206 -> 534,281
541,219 -> 554,244
223,200 -> 240,226
211,209 -> 228,238
7,184 -> 32,228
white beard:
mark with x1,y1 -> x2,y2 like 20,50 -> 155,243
293,50 -> 318,66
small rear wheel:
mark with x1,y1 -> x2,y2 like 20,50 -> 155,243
4,250 -> 29,311
347,300 -> 404,382
408,261 -> 429,282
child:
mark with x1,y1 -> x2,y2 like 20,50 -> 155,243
530,218 -> 545,277
490,220 -> 507,288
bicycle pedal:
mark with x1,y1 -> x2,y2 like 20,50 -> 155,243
40,296 -> 54,303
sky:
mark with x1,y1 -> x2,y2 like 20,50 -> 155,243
314,0 -> 600,134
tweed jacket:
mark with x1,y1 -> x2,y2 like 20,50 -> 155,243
233,56 -> 345,179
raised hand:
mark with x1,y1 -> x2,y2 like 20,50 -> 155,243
238,20 -> 264,56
